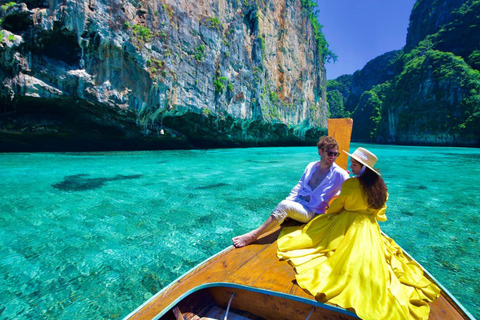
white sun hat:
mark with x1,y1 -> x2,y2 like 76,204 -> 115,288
343,147 -> 380,175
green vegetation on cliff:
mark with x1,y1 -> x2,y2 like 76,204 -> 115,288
326,75 -> 352,118
0,2 -> 15,12
357,82 -> 390,141
389,49 -> 480,136
301,0 -> 336,63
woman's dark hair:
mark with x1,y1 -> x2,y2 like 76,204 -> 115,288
358,168 -> 388,209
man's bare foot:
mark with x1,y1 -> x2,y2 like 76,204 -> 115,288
232,231 -> 257,248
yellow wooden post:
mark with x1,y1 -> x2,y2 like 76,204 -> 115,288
327,118 -> 353,171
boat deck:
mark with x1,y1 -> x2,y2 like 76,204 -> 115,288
126,226 -> 471,320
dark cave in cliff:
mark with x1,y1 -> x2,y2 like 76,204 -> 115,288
28,25 -> 82,66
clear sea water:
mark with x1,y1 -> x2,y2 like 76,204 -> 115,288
0,143 -> 478,320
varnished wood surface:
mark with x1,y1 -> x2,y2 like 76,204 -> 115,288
126,226 -> 471,320
328,118 -> 353,170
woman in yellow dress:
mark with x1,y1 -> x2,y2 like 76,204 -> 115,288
277,147 -> 440,320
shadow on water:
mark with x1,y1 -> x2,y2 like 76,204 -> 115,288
247,160 -> 281,164
194,183 -> 229,190
52,174 -> 143,191
406,184 -> 428,190
443,153 -> 480,159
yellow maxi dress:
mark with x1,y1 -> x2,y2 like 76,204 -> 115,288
277,178 -> 440,320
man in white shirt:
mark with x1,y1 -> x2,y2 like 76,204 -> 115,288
232,136 -> 350,248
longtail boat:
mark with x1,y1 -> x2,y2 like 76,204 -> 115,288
125,119 -> 475,320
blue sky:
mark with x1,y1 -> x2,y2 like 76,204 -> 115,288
315,0 -> 417,80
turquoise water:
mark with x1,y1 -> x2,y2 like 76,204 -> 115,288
0,144 -> 479,320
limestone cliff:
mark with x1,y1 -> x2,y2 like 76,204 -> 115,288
0,0 -> 328,151
405,0 -> 468,52
327,0 -> 480,146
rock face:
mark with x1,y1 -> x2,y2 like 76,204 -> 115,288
327,0 -> 480,146
405,0 -> 468,52
0,0 -> 328,151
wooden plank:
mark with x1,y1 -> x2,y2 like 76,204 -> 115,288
226,235 -> 292,290
328,118 -> 353,170
172,307 -> 183,320
289,279 -> 314,300
426,278 -> 473,320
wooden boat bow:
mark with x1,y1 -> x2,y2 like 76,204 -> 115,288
125,226 -> 473,320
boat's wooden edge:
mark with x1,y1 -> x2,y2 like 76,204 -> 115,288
123,245 -> 236,320
399,243 -> 476,320
380,232 -> 476,320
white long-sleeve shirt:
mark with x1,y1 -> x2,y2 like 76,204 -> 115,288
286,161 -> 350,214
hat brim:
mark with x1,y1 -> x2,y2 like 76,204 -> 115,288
342,150 -> 381,176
